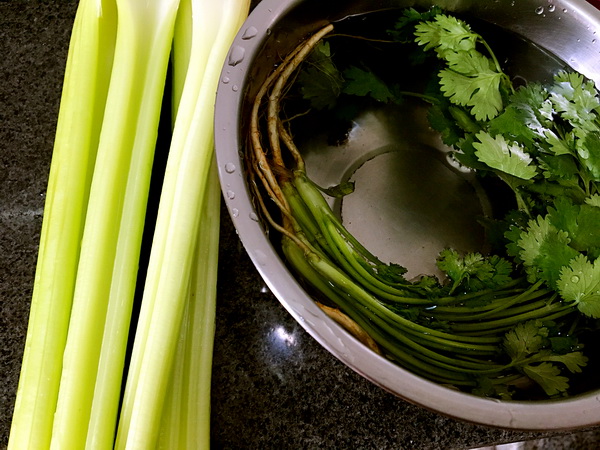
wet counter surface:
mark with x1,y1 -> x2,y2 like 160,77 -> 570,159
1,1 -> 600,448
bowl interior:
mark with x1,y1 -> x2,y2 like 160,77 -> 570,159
215,0 -> 600,430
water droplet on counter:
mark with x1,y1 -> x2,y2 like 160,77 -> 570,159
242,26 -> 258,40
228,45 -> 245,66
226,190 -> 235,200
224,162 -> 236,173
232,208 -> 239,218
222,76 -> 230,84
535,6 -> 544,14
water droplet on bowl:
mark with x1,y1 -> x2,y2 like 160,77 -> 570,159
249,212 -> 259,222
226,190 -> 235,200
232,85 -> 239,92
548,4 -> 555,12
228,45 -> 245,66
224,162 -> 236,173
222,76 -> 230,84
535,6 -> 544,14
242,26 -> 258,40
232,208 -> 239,218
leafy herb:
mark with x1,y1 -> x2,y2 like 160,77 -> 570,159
250,8 -> 600,400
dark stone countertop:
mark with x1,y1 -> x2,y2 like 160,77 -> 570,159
1,1 -> 599,449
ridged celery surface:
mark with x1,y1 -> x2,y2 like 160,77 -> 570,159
9,0 -> 247,447
8,1 -> 117,448
115,0 -> 250,447
49,0 -> 180,448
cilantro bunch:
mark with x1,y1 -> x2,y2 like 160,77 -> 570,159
251,8 -> 600,400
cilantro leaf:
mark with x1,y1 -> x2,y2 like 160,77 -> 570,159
436,249 -> 512,293
503,320 -> 548,361
414,14 -> 477,58
472,131 -> 538,179
548,197 -> 600,252
517,215 -> 579,287
586,194 -> 600,207
342,66 -> 397,104
298,41 -> 344,110
438,52 -> 504,121
557,254 -> 600,318
388,6 -> 444,43
575,127 -> 600,181
522,363 -> 569,396
542,351 -> 588,374
427,104 -> 464,146
550,71 -> 600,130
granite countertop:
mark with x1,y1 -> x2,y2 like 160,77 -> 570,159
1,1 -> 600,449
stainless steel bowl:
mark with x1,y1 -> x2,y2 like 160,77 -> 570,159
215,0 -> 600,430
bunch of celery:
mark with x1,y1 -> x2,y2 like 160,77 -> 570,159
9,0 -> 249,448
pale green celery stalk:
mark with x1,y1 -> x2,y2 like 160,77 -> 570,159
181,160 -> 221,447
115,0 -> 250,447
8,1 -> 116,448
48,0 -> 181,448
171,0 -> 192,122
157,160 -> 221,448
157,0 -> 221,442
116,1 -> 223,443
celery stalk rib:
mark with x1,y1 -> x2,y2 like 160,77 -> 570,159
8,1 -> 116,448
115,1 -> 250,448
49,1 -> 181,448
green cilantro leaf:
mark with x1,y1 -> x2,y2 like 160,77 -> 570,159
342,66 -> 396,104
543,129 -> 573,156
472,131 -> 538,179
298,41 -> 344,110
414,14 -> 477,58
438,52 -> 504,121
537,153 -> 580,183
542,351 -> 588,374
548,197 -> 600,252
503,320 -> 548,361
522,363 -> 569,396
388,6 -> 444,43
575,127 -> 600,181
427,104 -> 464,146
436,249 -> 512,293
517,215 -> 579,287
557,254 -> 600,318
550,71 -> 600,129
586,194 -> 600,207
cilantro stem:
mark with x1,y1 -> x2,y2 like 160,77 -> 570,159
476,33 -> 515,95
448,298 -> 574,333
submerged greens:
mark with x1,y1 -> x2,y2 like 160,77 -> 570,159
248,7 -> 600,400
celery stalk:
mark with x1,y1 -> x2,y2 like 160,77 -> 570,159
49,0 -> 180,448
8,1 -> 116,448
157,159 -> 221,448
115,0 -> 250,447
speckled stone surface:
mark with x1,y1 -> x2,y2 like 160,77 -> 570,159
1,1 -> 600,449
